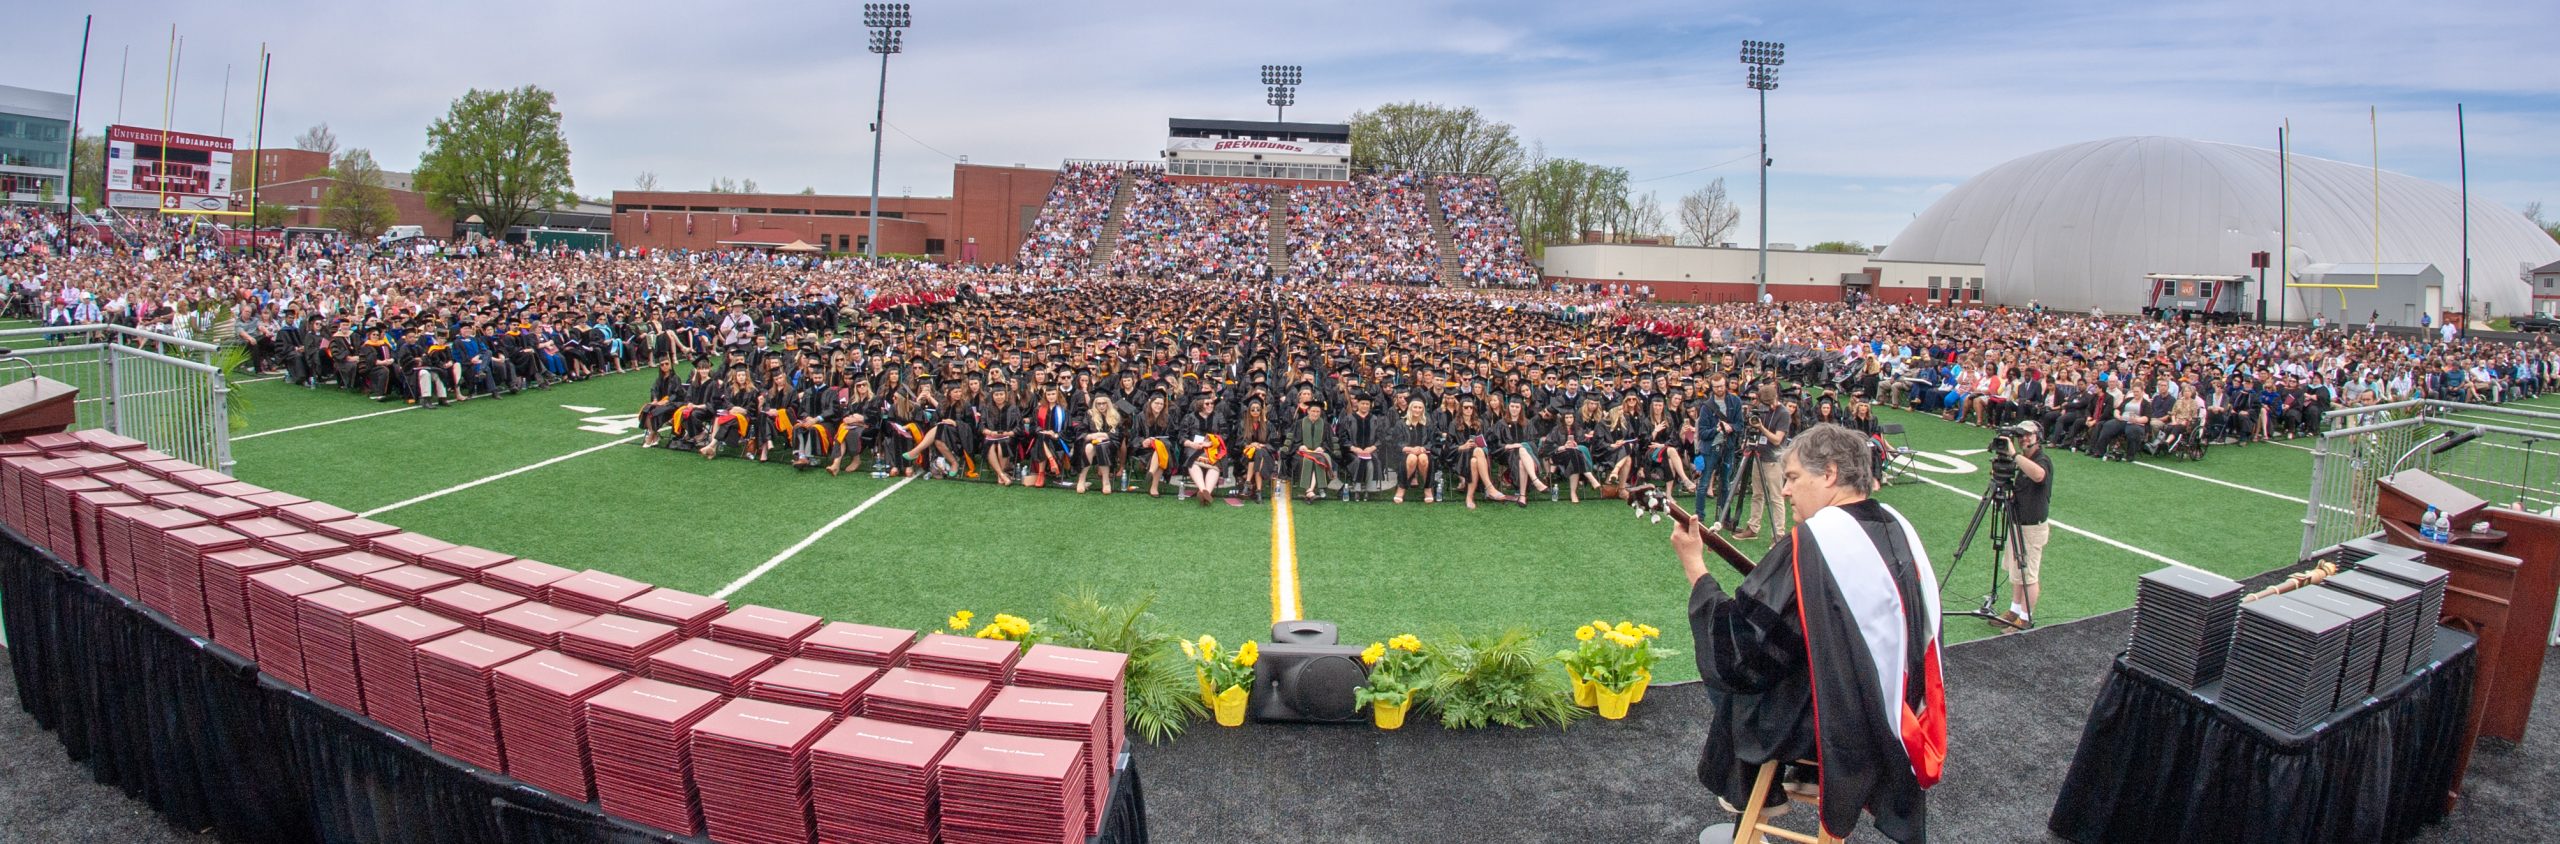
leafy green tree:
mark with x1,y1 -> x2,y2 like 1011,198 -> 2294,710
250,203 -> 292,228
70,133 -> 104,211
416,85 -> 574,238
1347,102 -> 1526,180
322,149 -> 398,241
1505,150 -> 1631,258
2528,202 -> 2560,245
1808,240 -> 1869,253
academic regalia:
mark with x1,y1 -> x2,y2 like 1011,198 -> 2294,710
1389,413 -> 1444,490
1335,408 -> 1386,491
1288,410 -> 1333,490
1021,402 -> 1071,475
1132,412 -> 1178,475
1689,499 -> 1945,843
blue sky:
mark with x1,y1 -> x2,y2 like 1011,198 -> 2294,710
9,0 -> 2556,248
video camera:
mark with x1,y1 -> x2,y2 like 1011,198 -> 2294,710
1986,424 -> 2032,499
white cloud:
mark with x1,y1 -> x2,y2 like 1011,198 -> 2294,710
8,0 -> 2552,248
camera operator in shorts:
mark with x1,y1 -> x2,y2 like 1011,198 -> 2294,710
1991,420 -> 2053,633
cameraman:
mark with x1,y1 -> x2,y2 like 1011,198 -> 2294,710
1993,420 -> 2053,633
1734,384 -> 1792,540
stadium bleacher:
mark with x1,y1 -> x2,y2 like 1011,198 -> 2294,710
1108,170 -> 1272,282
1283,171 -> 1441,286
1015,163 -> 1539,287
1017,162 -> 1125,278
1437,175 -> 1541,288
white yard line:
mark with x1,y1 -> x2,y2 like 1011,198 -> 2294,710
233,406 -> 418,440
232,374 -> 287,385
2124,460 -> 2309,504
711,475 -> 916,600
359,435 -> 643,517
1902,472 -> 2206,572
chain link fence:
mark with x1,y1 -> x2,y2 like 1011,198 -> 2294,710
2301,399 -> 2560,559
0,325 -> 231,474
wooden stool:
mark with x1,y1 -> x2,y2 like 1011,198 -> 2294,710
1731,759 -> 1841,844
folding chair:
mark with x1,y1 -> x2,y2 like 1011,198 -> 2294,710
1871,423 -> 1916,486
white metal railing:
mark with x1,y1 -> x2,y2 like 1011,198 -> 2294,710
2299,398 -> 2560,559
0,324 -> 231,474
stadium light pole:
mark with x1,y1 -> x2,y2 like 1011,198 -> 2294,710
1742,40 -> 1783,304
863,3 -> 911,259
1261,65 -> 1301,123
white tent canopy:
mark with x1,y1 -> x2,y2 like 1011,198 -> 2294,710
1882,136 -> 2560,316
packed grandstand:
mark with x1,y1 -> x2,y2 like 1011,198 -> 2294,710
1012,162 -> 1541,287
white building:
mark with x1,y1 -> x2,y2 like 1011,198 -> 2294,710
1882,137 -> 2560,320
0,85 -> 75,206
1540,242 -> 1986,305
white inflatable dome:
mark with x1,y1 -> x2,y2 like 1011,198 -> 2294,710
1881,136 -> 2559,315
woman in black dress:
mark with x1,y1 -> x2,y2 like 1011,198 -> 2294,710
1390,396 -> 1440,504
1071,390 -> 1120,494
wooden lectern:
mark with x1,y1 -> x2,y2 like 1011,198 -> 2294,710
0,375 -> 77,441
2375,470 -> 2557,745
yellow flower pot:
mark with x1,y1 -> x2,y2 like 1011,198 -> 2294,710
1595,682 -> 1639,720
1372,697 -> 1411,730
1630,670 -> 1652,703
1566,666 -> 1597,708
1197,667 -> 1216,708
1212,685 -> 1250,727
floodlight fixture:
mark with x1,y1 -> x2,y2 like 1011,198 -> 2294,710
1741,39 -> 1786,302
1260,64 -> 1303,122
863,3 -> 915,257
864,3 -> 911,29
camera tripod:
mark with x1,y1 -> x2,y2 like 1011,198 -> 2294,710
1941,462 -> 2028,628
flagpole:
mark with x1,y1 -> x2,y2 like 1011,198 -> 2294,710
2278,121 -> 2289,327
159,26 -> 175,215
66,15 -> 91,215
249,47 -> 270,235
2457,103 -> 2469,336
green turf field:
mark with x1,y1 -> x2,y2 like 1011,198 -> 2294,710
203,369 -> 2560,683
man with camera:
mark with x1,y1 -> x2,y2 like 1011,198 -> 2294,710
1992,420 -> 2053,633
1734,383 -> 1792,540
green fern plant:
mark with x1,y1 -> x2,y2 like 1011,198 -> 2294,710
1427,627 -> 1584,730
1046,588 -> 1205,744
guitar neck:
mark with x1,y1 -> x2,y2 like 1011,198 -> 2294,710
1653,490 -> 1756,575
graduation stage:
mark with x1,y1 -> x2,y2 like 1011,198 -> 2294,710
7,553 -> 2560,842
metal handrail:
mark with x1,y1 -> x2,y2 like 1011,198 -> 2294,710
0,323 -> 222,354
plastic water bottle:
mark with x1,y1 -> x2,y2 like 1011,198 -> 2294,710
2421,506 -> 2442,542
2434,510 -> 2455,542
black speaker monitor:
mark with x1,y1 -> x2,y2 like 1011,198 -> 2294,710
1270,620 -> 1338,645
1246,641 -> 1370,723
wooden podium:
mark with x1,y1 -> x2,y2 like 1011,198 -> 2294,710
2376,470 -> 2557,745
0,375 -> 77,441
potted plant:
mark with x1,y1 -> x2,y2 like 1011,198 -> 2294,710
1181,635 -> 1257,727
1559,620 -> 1668,719
1354,634 -> 1431,729
949,609 -> 1041,650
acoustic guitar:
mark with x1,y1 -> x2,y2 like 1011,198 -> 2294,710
1625,483 -> 1757,575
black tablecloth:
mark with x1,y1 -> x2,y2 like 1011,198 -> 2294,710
1,526 -> 1147,844
2048,626 -> 2474,844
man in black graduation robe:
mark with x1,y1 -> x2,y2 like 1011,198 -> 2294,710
1674,423 -> 1946,843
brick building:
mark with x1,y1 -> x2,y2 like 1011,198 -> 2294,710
229,148 -> 453,234
609,163 -> 1056,262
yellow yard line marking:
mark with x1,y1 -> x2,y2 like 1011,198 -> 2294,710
1272,482 -> 1301,623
